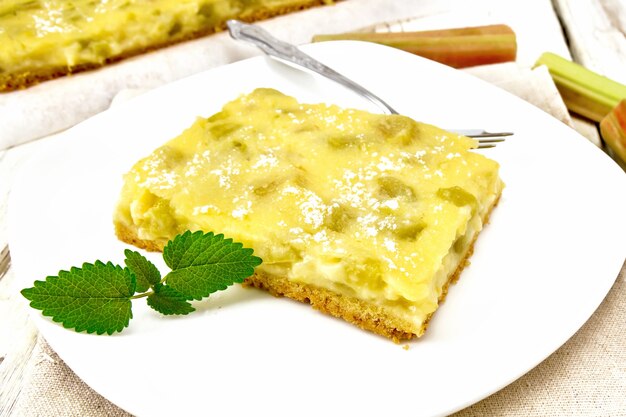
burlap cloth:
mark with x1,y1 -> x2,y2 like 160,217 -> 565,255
9,65 -> 626,416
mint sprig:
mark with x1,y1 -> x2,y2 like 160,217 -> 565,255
21,231 -> 262,335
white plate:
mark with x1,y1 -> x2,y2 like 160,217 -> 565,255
9,41 -> 626,417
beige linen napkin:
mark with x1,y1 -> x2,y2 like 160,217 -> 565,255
10,64 -> 626,416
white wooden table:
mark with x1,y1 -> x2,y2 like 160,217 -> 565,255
1,0 -> 624,415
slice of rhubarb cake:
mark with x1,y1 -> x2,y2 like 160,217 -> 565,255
114,88 -> 503,341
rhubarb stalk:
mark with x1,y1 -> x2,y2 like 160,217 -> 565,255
312,25 -> 517,68
600,100 -> 626,166
534,52 -> 626,122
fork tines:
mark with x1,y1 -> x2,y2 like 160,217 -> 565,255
449,129 -> 513,149
467,131 -> 514,138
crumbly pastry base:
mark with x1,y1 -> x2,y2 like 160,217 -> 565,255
114,196 -> 499,342
243,195 -> 500,342
115,222 -> 169,253
0,0 -> 330,92
242,247 -> 474,342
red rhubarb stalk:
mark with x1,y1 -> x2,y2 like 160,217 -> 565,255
312,25 -> 517,68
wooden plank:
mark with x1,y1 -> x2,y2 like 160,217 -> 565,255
552,0 -> 625,154
554,0 -> 626,83
0,142 -> 45,416
0,293 -> 38,417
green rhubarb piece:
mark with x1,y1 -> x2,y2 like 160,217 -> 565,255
535,52 -> 626,122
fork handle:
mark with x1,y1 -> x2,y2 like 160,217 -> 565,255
226,20 -> 398,115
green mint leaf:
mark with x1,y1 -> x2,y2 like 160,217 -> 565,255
147,283 -> 195,315
21,261 -> 135,335
163,230 -> 262,300
124,249 -> 161,293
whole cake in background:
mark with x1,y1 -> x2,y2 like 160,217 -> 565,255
114,88 -> 504,341
0,0 -> 333,91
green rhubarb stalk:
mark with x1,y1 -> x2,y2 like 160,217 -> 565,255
600,100 -> 626,166
312,24 -> 517,68
534,52 -> 626,122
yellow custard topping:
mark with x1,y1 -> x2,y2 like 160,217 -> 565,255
0,0 -> 330,90
114,88 -> 503,336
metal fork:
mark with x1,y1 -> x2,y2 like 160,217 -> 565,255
227,20 -> 512,149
